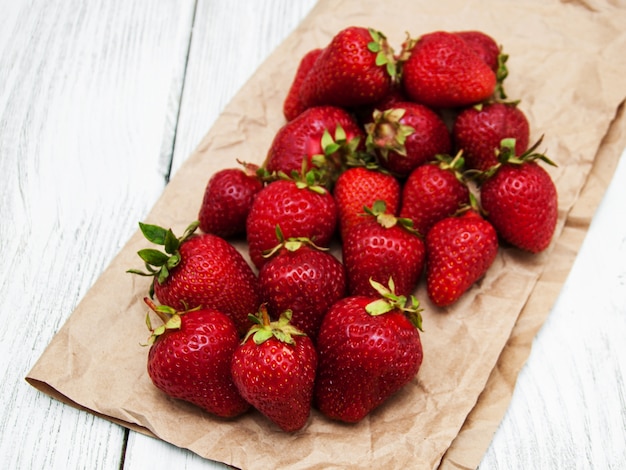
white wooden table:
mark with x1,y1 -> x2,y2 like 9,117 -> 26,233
1,1 -> 624,468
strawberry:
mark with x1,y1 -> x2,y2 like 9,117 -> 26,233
425,209 -> 499,307
197,162 -> 264,238
143,298 -> 250,418
342,201 -> 425,297
128,221 -> 260,335
246,175 -> 338,270
283,48 -> 323,121
453,101 -> 530,171
231,307 -> 317,432
401,31 -> 497,108
479,138 -> 558,253
299,26 -> 396,109
264,105 -> 364,187
399,152 -> 470,236
364,101 -> 452,177
314,278 -> 423,423
258,232 -> 347,342
333,164 -> 401,240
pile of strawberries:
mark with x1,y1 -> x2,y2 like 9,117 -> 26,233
129,26 -> 558,433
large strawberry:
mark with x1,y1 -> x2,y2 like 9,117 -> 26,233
364,101 -> 452,177
333,164 -> 401,240
342,200 -> 425,297
197,162 -> 264,238
143,298 -> 250,418
283,48 -> 323,121
452,101 -> 530,171
128,221 -> 260,335
246,174 -> 338,270
258,232 -> 346,342
314,278 -> 423,423
479,138 -> 558,253
299,26 -> 396,109
399,152 -> 470,236
264,105 -> 364,188
425,209 -> 499,307
401,30 -> 497,108
231,307 -> 317,432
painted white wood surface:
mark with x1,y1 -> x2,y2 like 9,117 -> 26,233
1,1 -> 624,470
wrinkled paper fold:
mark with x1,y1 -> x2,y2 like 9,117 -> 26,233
27,0 -> 626,468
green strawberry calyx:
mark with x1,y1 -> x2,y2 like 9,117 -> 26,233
363,200 -> 420,235
126,220 -> 199,297
142,297 -> 199,346
365,278 -> 424,331
311,123 -> 362,185
262,225 -> 329,260
364,107 -> 415,160
367,28 -> 398,80
243,304 -> 307,346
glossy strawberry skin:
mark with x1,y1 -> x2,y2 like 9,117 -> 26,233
264,105 -> 364,178
342,217 -> 425,297
453,30 -> 501,72
283,48 -> 323,121
399,163 -> 470,236
480,162 -> 558,253
300,26 -> 394,109
333,166 -> 401,240
372,101 -> 452,176
231,334 -> 317,432
198,167 -> 263,238
402,31 -> 496,108
246,180 -> 338,269
425,210 -> 499,307
314,296 -> 423,423
147,308 -> 250,418
453,102 -> 530,171
258,246 -> 346,342
153,234 -> 260,336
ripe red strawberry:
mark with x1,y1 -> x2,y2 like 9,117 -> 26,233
299,26 -> 396,109
258,234 -> 346,342
401,31 -> 497,108
453,101 -> 530,171
399,152 -> 470,236
143,298 -> 250,418
198,162 -> 264,238
333,164 -> 401,240
264,105 -> 364,187
425,209 -> 499,307
231,307 -> 317,432
246,175 -> 338,270
479,138 -> 558,253
314,279 -> 423,423
128,221 -> 260,335
364,101 -> 452,177
283,48 -> 323,121
342,201 -> 425,297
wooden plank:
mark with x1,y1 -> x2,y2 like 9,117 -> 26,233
0,0 -> 196,468
121,1 -> 317,468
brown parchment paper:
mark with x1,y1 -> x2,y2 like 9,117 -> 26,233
26,0 -> 626,469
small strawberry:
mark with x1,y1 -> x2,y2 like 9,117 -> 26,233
342,200 -> 425,297
128,221 -> 260,335
425,208 -> 499,307
401,31 -> 497,108
197,162 -> 264,238
333,164 -> 401,240
479,138 -> 558,253
453,101 -> 530,171
283,48 -> 323,121
399,152 -> 470,236
143,298 -> 250,418
258,231 -> 347,342
299,26 -> 396,109
231,306 -> 317,432
246,174 -> 338,270
314,278 -> 424,423
264,105 -> 364,187
364,102 -> 452,177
